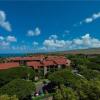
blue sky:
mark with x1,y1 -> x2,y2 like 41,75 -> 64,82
0,1 -> 100,53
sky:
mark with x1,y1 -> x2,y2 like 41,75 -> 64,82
0,1 -> 100,53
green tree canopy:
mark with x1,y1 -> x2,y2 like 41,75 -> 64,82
0,95 -> 18,100
0,67 -> 35,87
48,69 -> 81,86
0,79 -> 35,99
54,85 -> 78,100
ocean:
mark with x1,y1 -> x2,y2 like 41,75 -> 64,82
0,54 -> 27,58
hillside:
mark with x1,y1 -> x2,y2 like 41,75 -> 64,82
46,48 -> 100,55
61,48 -> 100,55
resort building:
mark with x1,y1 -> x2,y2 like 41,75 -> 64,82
0,56 -> 71,75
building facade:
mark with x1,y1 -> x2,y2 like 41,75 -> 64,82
0,56 -> 71,76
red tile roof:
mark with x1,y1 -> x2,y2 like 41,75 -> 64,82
5,56 -> 69,69
53,58 -> 68,65
46,56 -> 68,65
43,60 -> 55,66
0,62 -> 20,70
46,56 -> 65,60
27,61 -> 43,69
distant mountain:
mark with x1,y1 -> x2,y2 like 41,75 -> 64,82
56,48 -> 100,55
32,48 -> 100,55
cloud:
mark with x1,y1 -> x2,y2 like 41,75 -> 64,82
74,12 -> 100,27
49,34 -> 58,39
84,18 -> 93,23
0,35 -> 17,42
93,13 -> 100,19
43,35 -> 67,50
0,36 -> 4,41
1,33 -> 100,52
43,33 -> 100,51
44,39 -> 66,48
12,45 -> 27,51
0,10 -> 12,32
73,38 -> 83,45
43,34 -> 69,49
6,36 -> 17,42
63,30 -> 70,37
73,33 -> 100,48
39,46 -> 47,51
27,27 -> 41,36
0,35 -> 17,50
33,41 -> 38,46
65,30 -> 70,34
80,12 -> 100,24
0,41 -> 9,46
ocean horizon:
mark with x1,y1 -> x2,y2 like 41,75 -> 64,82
0,53 -> 27,58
